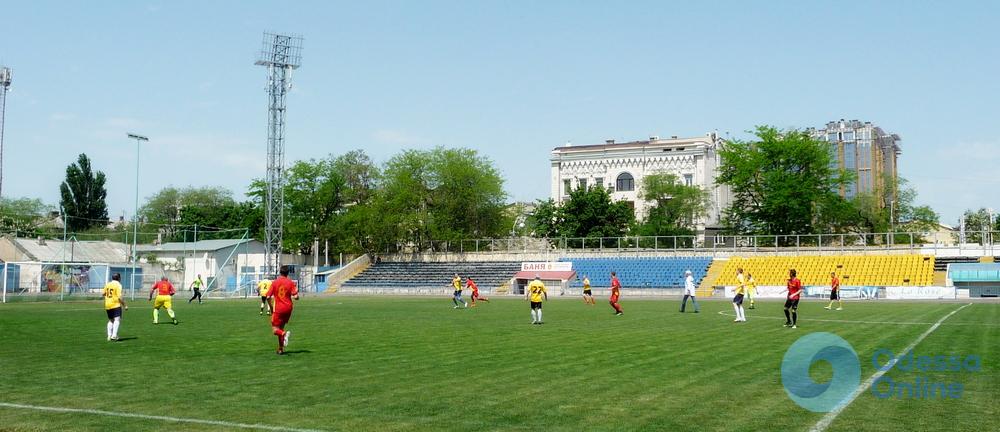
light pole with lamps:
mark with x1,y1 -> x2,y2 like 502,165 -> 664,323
127,133 -> 148,298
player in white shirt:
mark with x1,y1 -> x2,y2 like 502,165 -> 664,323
679,270 -> 699,313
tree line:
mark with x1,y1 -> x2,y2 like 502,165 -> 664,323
1,126 -> 994,253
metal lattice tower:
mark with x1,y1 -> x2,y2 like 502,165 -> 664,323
0,66 -> 11,203
255,33 -> 302,276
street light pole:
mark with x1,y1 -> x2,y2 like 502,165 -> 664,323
127,133 -> 148,298
889,199 -> 895,245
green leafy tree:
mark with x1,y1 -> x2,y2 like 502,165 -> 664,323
333,149 -> 380,206
956,208 -> 998,244
59,154 -> 109,231
0,197 -> 54,236
141,186 -> 235,239
361,147 -> 507,252
636,173 -> 709,236
177,201 -> 263,241
283,158 -> 347,254
717,126 -> 851,236
531,185 -> 634,239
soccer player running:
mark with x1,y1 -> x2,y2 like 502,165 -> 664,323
188,274 -> 205,304
257,278 -> 274,315
825,271 -> 843,310
746,272 -> 757,310
582,275 -> 595,305
468,277 -> 489,306
451,274 -> 468,309
267,265 -> 299,355
526,275 -> 547,325
148,276 -> 178,325
781,269 -> 803,329
732,268 -> 747,322
680,270 -> 699,313
609,271 -> 623,316
102,273 -> 127,341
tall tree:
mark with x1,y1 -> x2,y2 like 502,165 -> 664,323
717,126 -> 851,236
283,157 -> 347,253
177,201 -> 263,241
636,173 -> 709,236
358,147 -> 507,252
956,208 -> 998,244
333,149 -> 380,206
141,186 -> 234,239
0,197 -> 54,236
531,185 -> 634,239
59,153 -> 109,231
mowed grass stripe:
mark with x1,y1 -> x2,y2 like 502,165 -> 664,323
0,298 -> 996,431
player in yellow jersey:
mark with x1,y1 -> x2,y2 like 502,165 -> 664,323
733,268 -> 747,322
525,275 -> 548,325
258,278 -> 274,315
746,272 -> 757,310
102,273 -> 127,341
451,274 -> 468,309
581,275 -> 595,305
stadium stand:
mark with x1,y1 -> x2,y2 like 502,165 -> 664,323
934,256 -> 980,272
559,257 -> 713,288
342,261 -> 521,288
948,263 -> 1000,297
715,255 -> 934,286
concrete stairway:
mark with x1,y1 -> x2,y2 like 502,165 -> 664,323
697,258 -> 727,297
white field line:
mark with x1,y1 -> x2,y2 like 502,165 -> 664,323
0,402 -> 328,432
808,302 -> 973,432
715,308 -> 992,326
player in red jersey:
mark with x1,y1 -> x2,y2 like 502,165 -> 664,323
780,269 -> 803,329
824,271 -> 843,311
609,271 -> 623,316
148,276 -> 178,325
468,277 -> 489,306
266,265 -> 300,355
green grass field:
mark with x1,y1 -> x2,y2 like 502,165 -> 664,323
0,296 -> 996,431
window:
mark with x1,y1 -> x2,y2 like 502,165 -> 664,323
563,179 -> 572,194
844,143 -> 857,170
843,131 -> 855,141
241,266 -> 255,274
615,173 -> 635,192
828,132 -> 838,142
683,174 -> 693,186
578,178 -> 587,191
594,177 -> 604,189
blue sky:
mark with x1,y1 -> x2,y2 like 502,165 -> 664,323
1,1 -> 998,225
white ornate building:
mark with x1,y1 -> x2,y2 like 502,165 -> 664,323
549,133 -> 730,229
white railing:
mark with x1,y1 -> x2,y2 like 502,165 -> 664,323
378,231 -> 999,256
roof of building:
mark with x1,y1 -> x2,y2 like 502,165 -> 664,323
551,134 -> 718,153
136,238 -> 257,253
8,238 -> 129,263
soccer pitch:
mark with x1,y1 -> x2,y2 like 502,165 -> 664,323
0,297 -> 996,431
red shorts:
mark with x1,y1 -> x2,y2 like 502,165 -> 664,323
271,311 -> 292,327
610,295 -> 620,303
471,291 -> 480,300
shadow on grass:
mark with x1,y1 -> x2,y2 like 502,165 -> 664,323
282,350 -> 313,355
115,337 -> 138,342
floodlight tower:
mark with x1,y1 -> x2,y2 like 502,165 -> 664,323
255,33 -> 302,276
0,66 -> 11,202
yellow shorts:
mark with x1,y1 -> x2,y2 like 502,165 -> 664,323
154,295 -> 172,310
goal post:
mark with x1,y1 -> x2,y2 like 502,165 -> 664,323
2,262 -> 112,303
